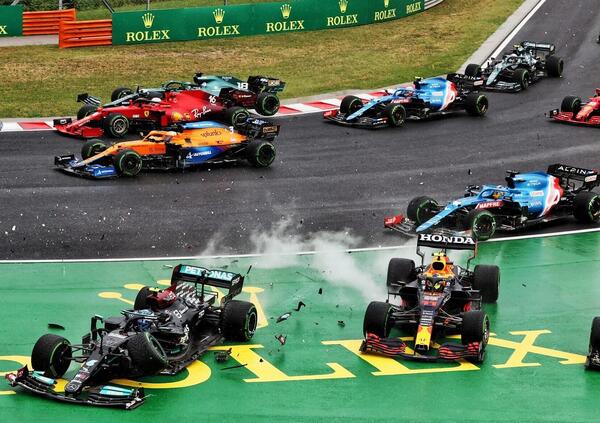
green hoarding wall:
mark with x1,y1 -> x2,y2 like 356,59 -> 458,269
0,5 -> 23,37
112,0 -> 425,45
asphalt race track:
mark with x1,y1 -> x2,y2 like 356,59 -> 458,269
1,0 -> 600,260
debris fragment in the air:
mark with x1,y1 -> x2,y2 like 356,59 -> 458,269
48,323 -> 65,330
318,288 -> 323,295
276,313 -> 292,323
162,264 -> 173,269
294,301 -> 306,311
337,320 -> 346,327
468,169 -> 472,175
220,363 -> 248,371
275,334 -> 287,345
214,348 -> 232,363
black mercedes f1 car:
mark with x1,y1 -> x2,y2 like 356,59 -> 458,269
361,233 -> 499,363
5,264 -> 257,409
465,41 -> 563,92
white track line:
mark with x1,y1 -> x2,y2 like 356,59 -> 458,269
0,122 -> 23,132
486,0 -> 547,61
282,103 -> 324,113
1,227 -> 599,264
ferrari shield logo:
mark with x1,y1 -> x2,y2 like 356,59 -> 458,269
144,110 -> 150,118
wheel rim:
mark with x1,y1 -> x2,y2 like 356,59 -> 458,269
350,100 -> 362,113
113,118 -> 128,134
416,201 -> 436,224
477,97 -> 488,114
234,111 -> 249,126
392,107 -> 404,124
589,196 -> 600,221
257,144 -> 275,166
263,96 -> 279,115
246,310 -> 258,337
473,214 -> 495,239
121,153 -> 141,174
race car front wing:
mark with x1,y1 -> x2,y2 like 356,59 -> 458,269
54,155 -> 118,179
6,366 -> 145,410
323,109 -> 389,128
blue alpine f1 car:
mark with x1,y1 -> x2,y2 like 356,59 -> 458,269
384,164 -> 600,240
323,74 -> 488,128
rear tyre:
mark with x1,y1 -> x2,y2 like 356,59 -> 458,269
254,92 -> 280,116
545,55 -> 564,77
246,140 -> 276,167
340,95 -> 363,115
77,104 -> 98,121
461,310 -> 490,363
384,103 -> 406,127
31,334 -> 72,378
134,286 -> 152,310
512,68 -> 529,90
127,332 -> 168,374
465,209 -> 496,241
81,139 -> 108,160
114,149 -> 142,177
465,63 -> 481,77
363,301 -> 393,337
111,87 -> 134,102
103,113 -> 129,138
573,191 -> 600,223
586,317 -> 600,369
220,300 -> 258,341
224,106 -> 250,127
464,92 -> 488,116
387,258 -> 415,286
560,96 -> 582,114
472,264 -> 500,303
406,196 -> 439,225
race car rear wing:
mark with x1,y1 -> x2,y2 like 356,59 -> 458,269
446,73 -> 484,90
521,41 -> 555,54
247,75 -> 286,93
240,118 -> 280,139
547,163 -> 599,187
416,233 -> 478,268
171,264 -> 244,300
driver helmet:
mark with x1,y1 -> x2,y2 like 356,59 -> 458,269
492,191 -> 503,200
425,274 -> 446,292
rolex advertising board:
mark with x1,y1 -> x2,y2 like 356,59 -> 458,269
112,0 -> 425,46
0,5 -> 23,37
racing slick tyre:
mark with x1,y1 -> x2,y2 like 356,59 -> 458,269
111,87 -> 134,102
406,196 -> 439,225
472,264 -> 500,303
114,149 -> 143,177
224,106 -> 250,128
545,55 -> 564,77
385,103 -> 406,127
465,209 -> 496,241
340,95 -> 363,115
77,104 -> 98,121
387,258 -> 416,286
573,191 -> 600,223
560,95 -> 582,114
81,139 -> 108,160
127,332 -> 168,375
220,300 -> 258,342
464,63 -> 481,78
461,310 -> 490,363
134,286 -> 152,310
363,301 -> 393,337
247,140 -> 276,168
464,92 -> 488,116
512,68 -> 529,90
31,334 -> 72,378
255,92 -> 280,116
585,317 -> 600,369
103,113 -> 130,138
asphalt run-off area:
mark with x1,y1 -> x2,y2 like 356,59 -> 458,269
1,233 -> 599,421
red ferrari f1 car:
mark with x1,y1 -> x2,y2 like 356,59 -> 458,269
548,89 -> 600,127
53,86 -> 251,139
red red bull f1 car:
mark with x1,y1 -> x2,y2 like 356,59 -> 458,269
5,264 -> 258,409
361,234 -> 499,363
548,89 -> 600,127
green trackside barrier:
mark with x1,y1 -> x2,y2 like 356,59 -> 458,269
0,5 -> 23,37
112,0 -> 425,45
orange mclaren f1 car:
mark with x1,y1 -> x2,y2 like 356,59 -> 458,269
54,119 -> 279,178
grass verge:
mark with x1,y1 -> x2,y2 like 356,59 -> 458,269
0,0 -> 523,118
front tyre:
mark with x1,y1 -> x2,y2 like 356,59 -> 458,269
545,55 -> 564,77
103,113 -> 130,138
254,92 -> 280,116
224,106 -> 250,127
77,104 -> 97,121
114,149 -> 143,176
220,300 -> 258,342
464,92 -> 488,116
340,95 -> 363,115
111,87 -> 134,102
465,63 -> 481,77
512,68 -> 529,90
573,191 -> 600,223
134,286 -> 152,310
387,258 -> 415,286
81,139 -> 108,160
363,301 -> 393,337
465,209 -> 496,240
473,264 -> 500,303
561,96 -> 582,114
127,332 -> 168,375
246,140 -> 276,167
385,103 -> 406,127
406,196 -> 439,225
31,334 -> 72,378
461,310 -> 490,363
